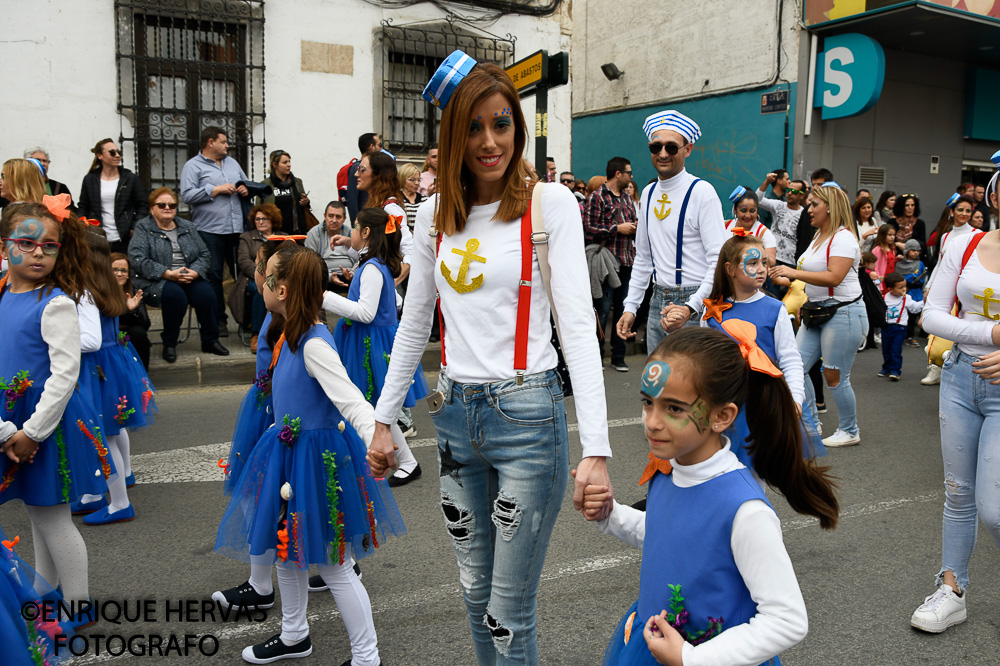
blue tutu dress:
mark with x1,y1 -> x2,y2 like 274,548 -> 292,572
223,312 -> 276,495
0,525 -> 72,665
333,259 -> 428,407
704,295 -> 826,467
216,325 -> 405,567
0,288 -> 110,506
604,468 -> 781,666
79,314 -> 156,440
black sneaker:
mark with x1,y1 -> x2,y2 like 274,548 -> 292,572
308,563 -> 362,592
212,580 -> 275,610
387,463 -> 422,487
242,634 -> 311,664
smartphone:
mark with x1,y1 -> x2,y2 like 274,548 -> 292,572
425,390 -> 445,413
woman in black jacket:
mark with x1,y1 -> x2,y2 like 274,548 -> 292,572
260,149 -> 312,235
79,138 -> 148,253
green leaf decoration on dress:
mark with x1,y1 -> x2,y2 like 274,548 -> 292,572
322,451 -> 346,565
664,584 -> 724,646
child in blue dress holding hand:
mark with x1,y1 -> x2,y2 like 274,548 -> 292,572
0,197 -> 110,624
327,207 -> 428,486
699,232 -> 825,466
216,242 -> 404,665
584,327 -> 839,665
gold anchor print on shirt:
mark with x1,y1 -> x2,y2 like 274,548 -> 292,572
653,193 -> 672,220
441,238 -> 487,293
969,288 -> 1000,321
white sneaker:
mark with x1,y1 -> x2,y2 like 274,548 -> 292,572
921,365 -> 942,386
910,584 -> 967,633
822,428 -> 860,447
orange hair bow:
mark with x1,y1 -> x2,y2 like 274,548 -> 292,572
80,217 -> 101,227
385,214 -> 403,234
721,319 -> 783,378
730,226 -> 749,237
42,193 -> 72,222
268,235 -> 307,243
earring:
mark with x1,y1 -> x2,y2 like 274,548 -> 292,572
713,425 -> 719,430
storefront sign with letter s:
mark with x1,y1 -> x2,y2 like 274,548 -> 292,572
813,33 -> 885,120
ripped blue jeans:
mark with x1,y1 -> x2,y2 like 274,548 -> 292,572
937,349 -> 1000,590
431,370 -> 569,665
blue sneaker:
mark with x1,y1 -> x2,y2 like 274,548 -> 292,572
125,472 -> 136,488
82,504 -> 135,526
70,496 -> 107,515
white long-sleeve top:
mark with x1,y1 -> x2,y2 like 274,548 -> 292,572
322,262 -> 385,324
626,170 -> 727,314
923,232 -> 1000,358
372,184 -> 612,458
699,292 -> 805,403
0,295 -> 84,444
346,202 -> 414,266
598,441 -> 808,666
77,292 -> 104,353
302,337 -> 376,446
755,189 -> 803,265
884,292 -> 923,327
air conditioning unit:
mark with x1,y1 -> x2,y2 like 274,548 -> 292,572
858,165 -> 886,190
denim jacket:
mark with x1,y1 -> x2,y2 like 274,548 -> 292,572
128,216 -> 211,301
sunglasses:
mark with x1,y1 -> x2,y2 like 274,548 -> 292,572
106,149 -> 122,157
648,142 -> 684,155
154,202 -> 177,210
786,188 -> 805,195
3,237 -> 61,255
560,178 -> 574,184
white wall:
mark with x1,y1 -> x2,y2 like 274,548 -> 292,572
572,0 -> 801,116
0,0 -> 571,208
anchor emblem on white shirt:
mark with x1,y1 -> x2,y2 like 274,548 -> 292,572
653,194 -> 672,220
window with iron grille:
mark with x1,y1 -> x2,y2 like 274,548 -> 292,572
377,19 -> 515,157
115,0 -> 266,194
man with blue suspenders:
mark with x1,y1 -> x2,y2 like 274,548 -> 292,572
616,110 -> 727,353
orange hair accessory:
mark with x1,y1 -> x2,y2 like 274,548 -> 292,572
721,319 -> 783,378
42,193 -> 72,222
80,216 -> 101,227
702,296 -> 732,323
1,535 -> 18,551
638,452 -> 673,485
269,333 -> 286,373
268,235 -> 307,243
730,226 -> 749,237
386,214 -> 403,234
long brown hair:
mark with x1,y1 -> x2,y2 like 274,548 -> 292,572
83,228 -> 127,317
708,235 -> 766,303
89,138 -> 116,172
262,239 -> 298,352
874,224 -> 895,252
2,159 -> 46,203
355,207 -> 402,278
434,63 -> 532,236
272,244 -> 322,353
653,328 -> 840,529
0,203 -> 90,302
110,252 -> 134,294
363,152 -> 401,211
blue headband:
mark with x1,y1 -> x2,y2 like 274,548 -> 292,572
820,181 -> 841,189
729,185 -> 748,205
945,193 -> 960,209
26,157 -> 46,177
380,148 -> 396,161
422,50 -> 478,109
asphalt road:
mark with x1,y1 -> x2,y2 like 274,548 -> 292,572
3,342 -> 999,665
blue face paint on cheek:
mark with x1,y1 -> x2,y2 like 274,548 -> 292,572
742,248 -> 762,277
641,361 -> 672,399
6,218 -> 46,266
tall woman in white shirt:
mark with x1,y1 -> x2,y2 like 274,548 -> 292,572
769,184 -> 867,448
912,174 -> 1000,634
366,52 -> 613,664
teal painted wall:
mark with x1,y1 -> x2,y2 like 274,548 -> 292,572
571,83 -> 797,204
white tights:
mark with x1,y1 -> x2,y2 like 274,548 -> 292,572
276,559 -> 379,665
23,503 -> 89,603
390,423 -> 417,475
79,431 -> 132,511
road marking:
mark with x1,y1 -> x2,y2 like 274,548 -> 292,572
70,490 -> 943,664
130,418 -> 646,484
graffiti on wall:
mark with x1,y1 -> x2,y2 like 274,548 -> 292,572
689,131 -> 770,190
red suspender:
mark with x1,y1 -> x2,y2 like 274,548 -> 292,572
895,296 -> 906,324
433,209 -> 534,383
961,231 -> 986,270
513,206 -> 533,383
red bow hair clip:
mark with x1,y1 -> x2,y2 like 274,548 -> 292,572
80,217 -> 101,227
386,214 -> 403,234
42,193 -> 72,222
730,226 -> 749,237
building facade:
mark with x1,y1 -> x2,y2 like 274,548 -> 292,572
4,0 -> 572,213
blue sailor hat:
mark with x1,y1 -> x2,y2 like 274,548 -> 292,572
729,185 -> 748,205
820,181 -> 842,189
945,193 -> 960,209
643,110 -> 702,144
987,149 -> 1000,204
422,50 -> 478,109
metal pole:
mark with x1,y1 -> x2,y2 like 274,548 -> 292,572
804,33 -> 818,137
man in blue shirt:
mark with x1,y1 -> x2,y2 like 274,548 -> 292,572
180,126 -> 251,333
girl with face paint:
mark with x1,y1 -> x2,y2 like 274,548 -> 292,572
698,234 -> 825,470
0,199 -> 114,628
583,328 -> 838,666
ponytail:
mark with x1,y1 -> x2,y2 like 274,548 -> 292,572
744,371 -> 840,529
271,244 -> 322,353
